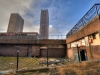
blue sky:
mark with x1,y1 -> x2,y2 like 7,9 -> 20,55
0,0 -> 100,38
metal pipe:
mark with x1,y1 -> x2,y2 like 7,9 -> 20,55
27,46 -> 29,57
89,43 -> 93,60
77,44 -> 81,62
16,51 -> 19,70
47,48 -> 48,67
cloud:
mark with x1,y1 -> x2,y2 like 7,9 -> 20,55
0,0 -> 98,37
49,25 -> 61,35
0,0 -> 33,32
0,0 -> 61,35
49,25 -> 66,39
23,17 -> 40,33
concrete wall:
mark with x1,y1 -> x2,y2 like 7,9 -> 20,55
0,45 -> 28,57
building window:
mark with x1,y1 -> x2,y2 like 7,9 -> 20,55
92,34 -> 96,39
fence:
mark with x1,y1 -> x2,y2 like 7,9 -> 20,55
0,56 -> 51,75
0,54 -> 67,75
0,35 -> 66,41
48,35 -> 66,39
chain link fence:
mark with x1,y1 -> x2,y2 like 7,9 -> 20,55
0,56 -> 68,75
0,57 -> 16,70
0,57 -> 47,70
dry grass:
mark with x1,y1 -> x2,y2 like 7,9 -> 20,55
57,61 -> 100,75
1,56 -> 100,75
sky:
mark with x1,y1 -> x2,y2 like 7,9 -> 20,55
0,0 -> 100,38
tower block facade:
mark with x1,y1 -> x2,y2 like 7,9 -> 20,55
7,13 -> 24,33
40,10 -> 49,39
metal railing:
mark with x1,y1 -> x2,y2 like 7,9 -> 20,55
0,35 -> 66,40
0,35 -> 37,40
48,35 -> 66,39
66,4 -> 100,38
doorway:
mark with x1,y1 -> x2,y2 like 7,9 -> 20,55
80,50 -> 87,61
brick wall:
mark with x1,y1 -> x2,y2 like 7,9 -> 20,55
40,48 -> 66,57
0,45 -> 28,57
0,44 -> 66,57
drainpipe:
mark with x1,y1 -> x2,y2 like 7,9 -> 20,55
77,44 -> 81,63
89,42 -> 93,60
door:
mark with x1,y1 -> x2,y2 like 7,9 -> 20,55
80,50 -> 87,61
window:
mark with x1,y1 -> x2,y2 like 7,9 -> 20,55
92,34 -> 96,39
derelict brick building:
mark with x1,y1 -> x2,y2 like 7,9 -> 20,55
66,4 -> 100,61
